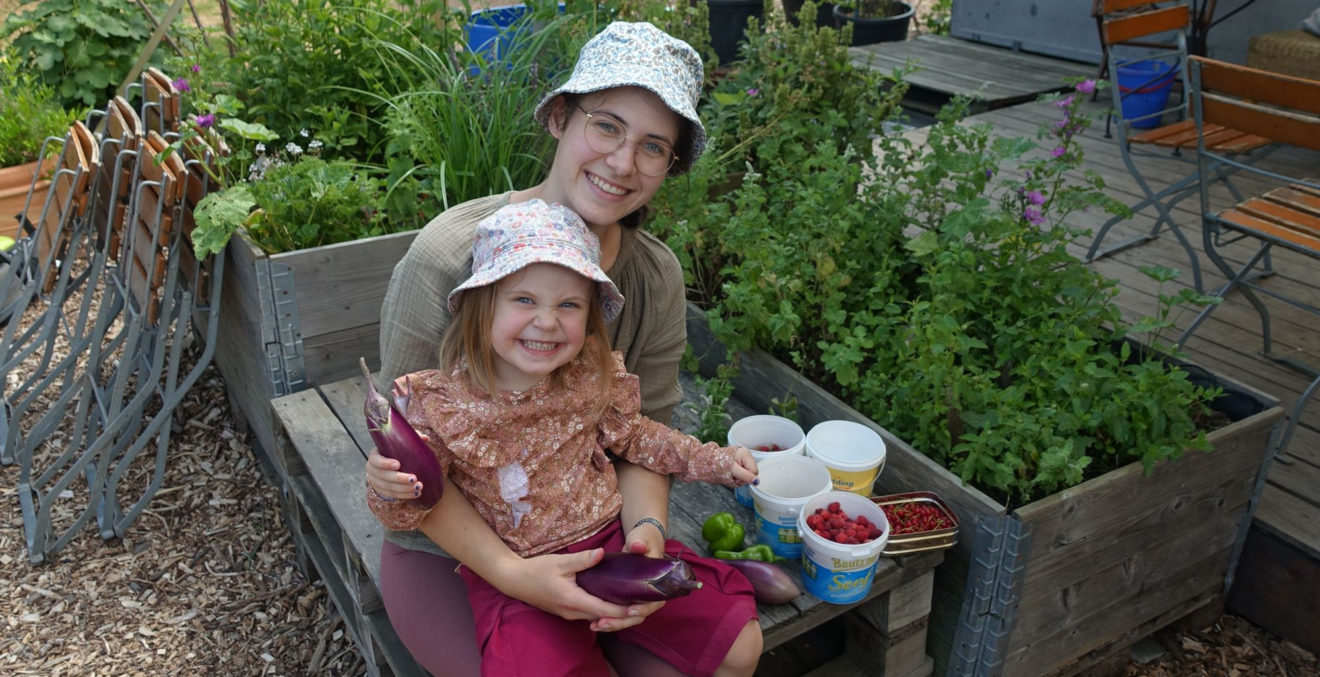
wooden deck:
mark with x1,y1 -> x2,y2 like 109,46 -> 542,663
895,91 -> 1320,651
850,34 -> 1097,115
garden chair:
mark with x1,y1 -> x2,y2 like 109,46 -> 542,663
1177,55 -> 1320,457
14,116 -> 227,563
141,67 -> 182,138
0,121 -> 101,465
1085,0 -> 1274,293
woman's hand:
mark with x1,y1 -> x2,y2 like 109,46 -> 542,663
498,548 -> 661,632
365,446 -> 424,500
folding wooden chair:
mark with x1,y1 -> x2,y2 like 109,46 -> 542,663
1177,55 -> 1320,456
1085,0 -> 1275,293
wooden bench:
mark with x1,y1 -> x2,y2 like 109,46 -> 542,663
269,370 -> 943,677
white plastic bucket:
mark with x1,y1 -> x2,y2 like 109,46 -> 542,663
728,415 -> 806,508
805,420 -> 887,496
798,491 -> 890,604
750,455 -> 832,559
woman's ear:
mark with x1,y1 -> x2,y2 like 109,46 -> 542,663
547,96 -> 569,140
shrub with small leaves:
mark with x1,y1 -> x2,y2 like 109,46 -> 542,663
0,49 -> 82,167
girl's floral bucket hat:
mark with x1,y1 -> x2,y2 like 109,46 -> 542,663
448,199 -> 626,322
533,21 -> 706,176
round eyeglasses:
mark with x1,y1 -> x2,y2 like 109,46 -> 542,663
577,107 -> 678,177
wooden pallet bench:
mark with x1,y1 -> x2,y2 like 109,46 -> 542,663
267,370 -> 943,677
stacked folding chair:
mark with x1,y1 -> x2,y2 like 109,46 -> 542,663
1085,0 -> 1275,293
1177,56 -> 1320,458
0,70 -> 228,563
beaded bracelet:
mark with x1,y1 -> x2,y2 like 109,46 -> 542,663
632,517 -> 667,541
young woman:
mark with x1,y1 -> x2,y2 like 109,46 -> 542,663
369,199 -> 762,676
365,22 -> 720,675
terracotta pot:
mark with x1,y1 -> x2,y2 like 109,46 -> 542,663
0,157 -> 56,241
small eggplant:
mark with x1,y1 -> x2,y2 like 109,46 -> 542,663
722,559 -> 800,605
577,553 -> 703,605
361,358 -> 444,509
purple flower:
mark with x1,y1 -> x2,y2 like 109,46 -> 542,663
1054,95 -> 1074,109
172,77 -> 191,93
1027,190 -> 1045,206
191,64 -> 201,73
746,88 -> 760,97
985,168 -> 994,179
1052,146 -> 1066,158
1075,79 -> 1096,94
196,113 -> 215,129
1024,207 -> 1044,225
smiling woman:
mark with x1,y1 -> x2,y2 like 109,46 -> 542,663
362,21 -> 736,676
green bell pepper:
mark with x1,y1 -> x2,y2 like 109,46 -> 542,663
701,511 -> 745,553
713,544 -> 785,563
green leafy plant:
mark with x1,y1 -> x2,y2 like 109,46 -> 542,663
656,79 -> 1223,507
916,0 -> 951,35
2,0 -> 168,109
0,49 -> 82,167
837,0 -> 910,20
195,0 -> 452,163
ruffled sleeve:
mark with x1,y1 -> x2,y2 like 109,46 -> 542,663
597,353 -> 738,485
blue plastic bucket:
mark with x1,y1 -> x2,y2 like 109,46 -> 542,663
1116,59 -> 1178,129
465,5 -> 531,65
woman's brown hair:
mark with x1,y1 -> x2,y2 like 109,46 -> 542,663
439,273 -> 616,407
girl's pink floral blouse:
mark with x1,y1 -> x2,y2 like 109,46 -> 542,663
366,342 -> 737,557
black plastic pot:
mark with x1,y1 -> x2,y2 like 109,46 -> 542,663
707,0 -> 764,65
833,1 -> 913,46
782,0 -> 838,28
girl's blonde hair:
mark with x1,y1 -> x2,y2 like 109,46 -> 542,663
439,276 -> 616,406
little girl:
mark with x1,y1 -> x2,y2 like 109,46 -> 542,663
367,199 -> 763,676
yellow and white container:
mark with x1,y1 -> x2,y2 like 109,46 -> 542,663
728,415 -> 806,508
749,454 -> 832,559
798,491 -> 890,605
805,420 -> 887,496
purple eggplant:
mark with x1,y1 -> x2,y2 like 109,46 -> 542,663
577,553 -> 703,605
722,559 -> 800,605
361,358 -> 444,509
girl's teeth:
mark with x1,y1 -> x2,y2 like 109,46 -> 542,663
589,174 -> 626,196
523,340 -> 556,351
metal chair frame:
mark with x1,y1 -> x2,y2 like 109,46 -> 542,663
1085,0 -> 1276,293
3,69 -> 228,563
1177,55 -> 1320,457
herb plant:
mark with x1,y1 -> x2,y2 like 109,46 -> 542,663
657,80 -> 1222,507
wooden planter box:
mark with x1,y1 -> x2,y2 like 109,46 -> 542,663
684,304 -> 1285,677
0,159 -> 54,241
214,229 -> 417,458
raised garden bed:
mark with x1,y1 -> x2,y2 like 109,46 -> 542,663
684,304 -> 1284,676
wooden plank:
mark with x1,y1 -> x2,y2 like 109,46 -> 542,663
275,229 -> 418,340
271,388 -> 386,609
1253,482 -> 1320,558
303,322 -> 385,387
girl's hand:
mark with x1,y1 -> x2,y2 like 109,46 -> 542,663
591,538 -> 666,632
729,447 -> 759,487
500,548 -> 660,632
365,446 -> 424,500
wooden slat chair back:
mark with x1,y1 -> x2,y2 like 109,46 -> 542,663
1178,55 -> 1320,457
1084,0 -> 1275,293
94,96 -> 144,263
141,68 -> 182,138
10,106 -> 229,562
0,121 -> 102,465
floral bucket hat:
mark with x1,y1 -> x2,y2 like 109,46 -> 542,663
533,21 -> 706,176
448,199 -> 625,322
